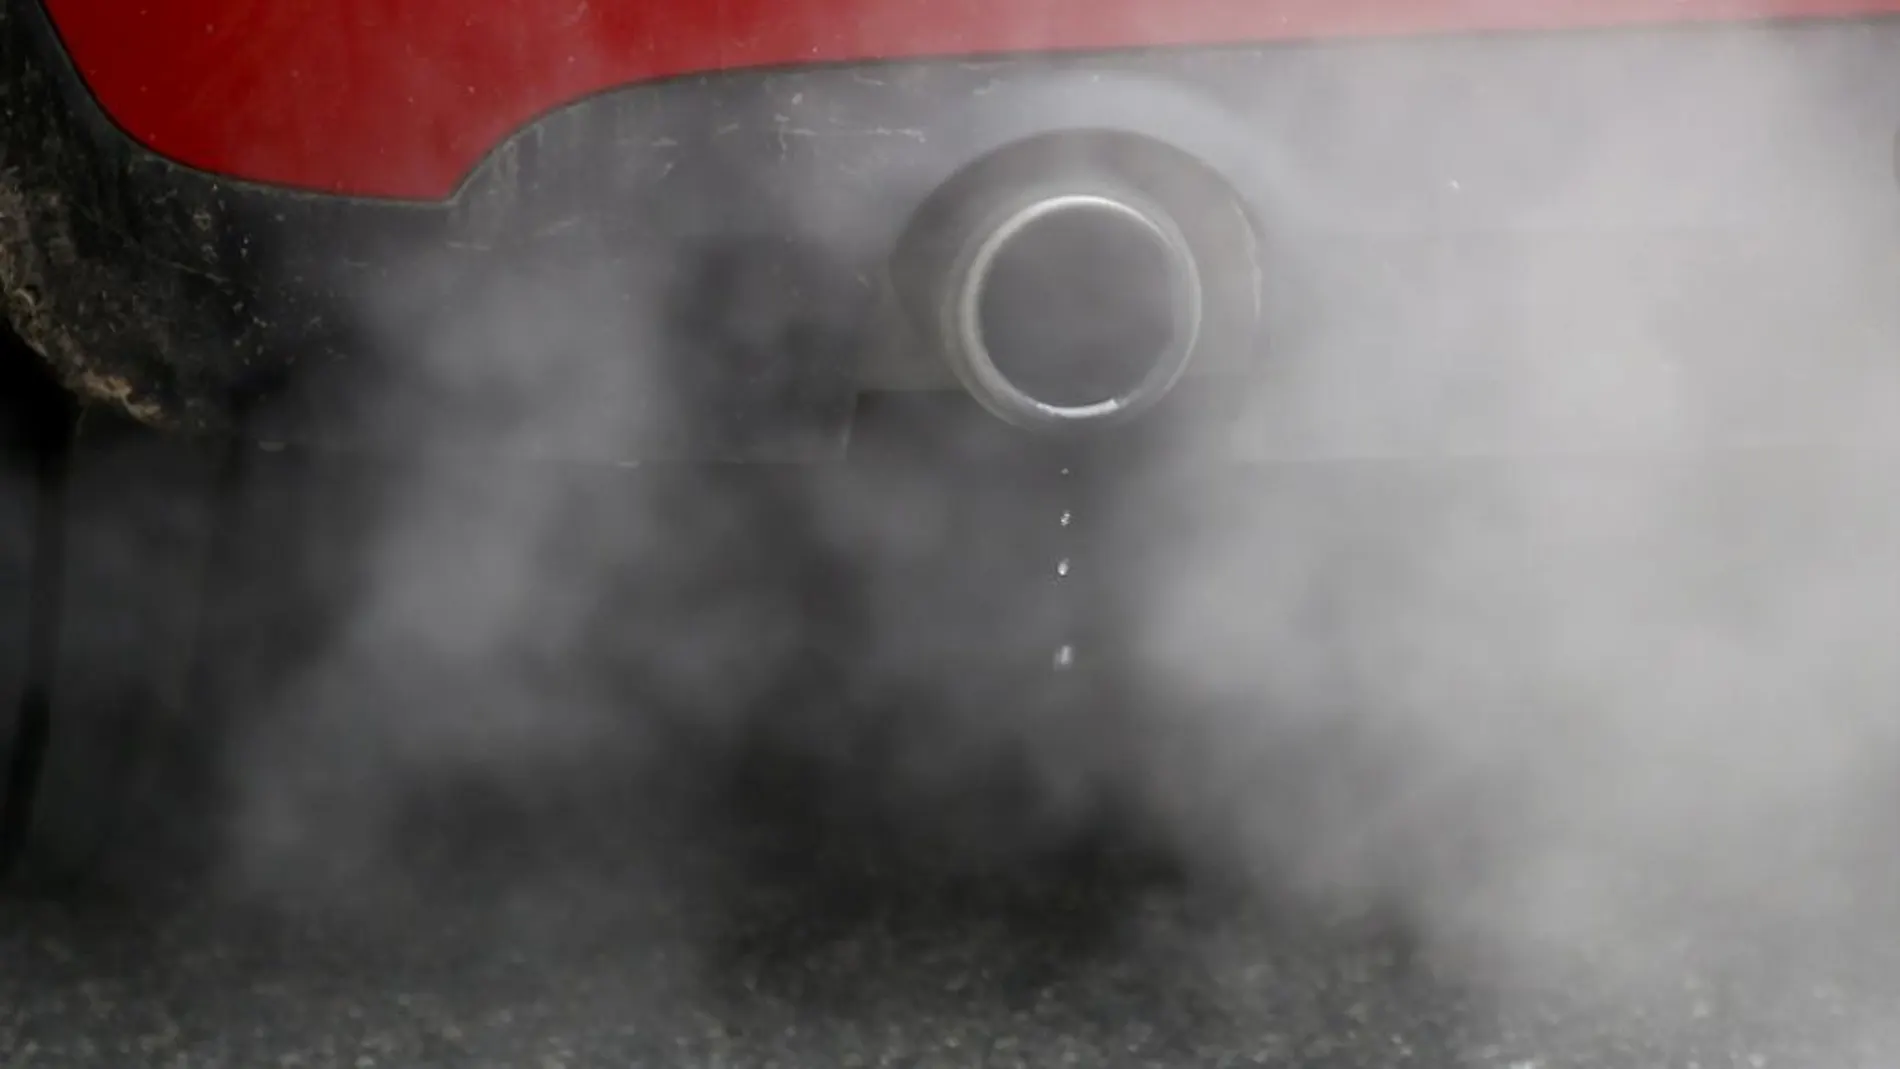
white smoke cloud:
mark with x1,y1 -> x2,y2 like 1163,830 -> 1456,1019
181,8 -> 1900,1062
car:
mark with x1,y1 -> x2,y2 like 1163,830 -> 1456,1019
7,0 -> 1900,894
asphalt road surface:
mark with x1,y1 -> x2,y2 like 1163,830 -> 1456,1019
7,756 -> 1900,1069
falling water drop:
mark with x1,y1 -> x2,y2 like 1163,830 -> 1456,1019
1051,464 -> 1078,672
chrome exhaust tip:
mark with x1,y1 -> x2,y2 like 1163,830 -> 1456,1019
941,188 -> 1204,432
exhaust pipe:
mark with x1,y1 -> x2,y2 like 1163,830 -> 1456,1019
929,186 -> 1206,432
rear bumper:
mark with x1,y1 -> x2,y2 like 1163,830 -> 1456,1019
6,1 -> 1900,460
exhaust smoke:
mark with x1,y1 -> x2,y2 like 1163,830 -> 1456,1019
123,16 -> 1900,1065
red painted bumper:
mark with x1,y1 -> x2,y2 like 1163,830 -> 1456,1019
39,0 -> 1900,198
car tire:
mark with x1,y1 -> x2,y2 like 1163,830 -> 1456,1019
1,333 -> 225,895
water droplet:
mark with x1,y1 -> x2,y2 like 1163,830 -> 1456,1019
1055,559 -> 1071,578
1053,644 -> 1075,670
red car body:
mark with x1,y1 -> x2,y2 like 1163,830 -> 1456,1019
42,0 -> 1900,199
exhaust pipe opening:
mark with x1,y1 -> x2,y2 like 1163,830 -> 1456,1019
947,191 -> 1204,431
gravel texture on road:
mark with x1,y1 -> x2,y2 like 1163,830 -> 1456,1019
6,768 -> 1900,1069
